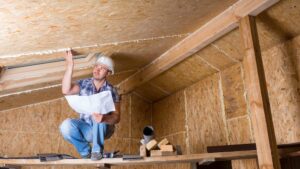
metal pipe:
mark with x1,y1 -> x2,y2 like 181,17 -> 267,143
6,55 -> 86,70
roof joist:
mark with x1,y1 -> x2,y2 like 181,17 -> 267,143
118,0 -> 279,95
0,53 -> 96,92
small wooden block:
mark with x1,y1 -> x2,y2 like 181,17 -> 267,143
146,139 -> 157,150
160,145 -> 173,152
158,138 -> 169,149
150,150 -> 162,157
140,145 -> 147,157
150,150 -> 177,157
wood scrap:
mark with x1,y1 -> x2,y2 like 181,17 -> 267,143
146,139 -> 157,151
160,145 -> 173,152
157,138 -> 169,149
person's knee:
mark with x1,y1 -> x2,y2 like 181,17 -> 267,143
59,118 -> 75,139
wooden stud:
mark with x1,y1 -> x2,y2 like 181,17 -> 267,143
239,15 -> 281,169
118,0 -> 279,95
0,53 -> 96,92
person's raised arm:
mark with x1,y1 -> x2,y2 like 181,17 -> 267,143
62,50 -> 80,95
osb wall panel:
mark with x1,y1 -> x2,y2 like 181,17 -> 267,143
221,64 -> 247,119
151,90 -> 189,169
134,82 -> 169,102
152,90 -> 186,138
195,44 -> 237,70
227,117 -> 253,145
114,94 -> 131,138
290,36 -> 300,82
212,29 -> 244,61
260,41 -> 300,144
151,53 -> 217,94
227,117 -> 257,169
130,94 -> 152,139
0,93 -> 152,169
185,74 -> 227,153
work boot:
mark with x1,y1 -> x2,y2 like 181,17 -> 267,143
82,153 -> 91,159
91,152 -> 103,161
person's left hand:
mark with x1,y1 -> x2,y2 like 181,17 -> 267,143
92,113 -> 104,123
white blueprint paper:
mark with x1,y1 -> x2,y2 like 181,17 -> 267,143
65,91 -> 115,115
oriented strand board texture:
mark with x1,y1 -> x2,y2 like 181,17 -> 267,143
260,40 -> 300,143
134,82 -> 169,102
130,94 -> 152,139
151,53 -> 218,94
152,91 -> 186,138
150,34 -> 300,168
221,64 -> 247,119
185,74 -> 227,153
0,0 -> 236,57
0,93 -> 152,169
195,45 -> 237,70
290,36 -> 300,84
152,90 -> 189,169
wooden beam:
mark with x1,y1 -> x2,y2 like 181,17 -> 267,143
0,53 -> 96,92
118,0 -> 279,94
240,16 -> 281,169
0,150 -> 257,166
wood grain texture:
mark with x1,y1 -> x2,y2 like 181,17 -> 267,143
118,0 -> 279,95
130,94 -> 152,139
0,0 -> 236,58
221,64 -> 247,119
114,94 -> 131,138
261,42 -> 300,144
150,53 -> 217,94
240,15 -> 280,169
185,74 -> 227,153
152,91 -> 186,138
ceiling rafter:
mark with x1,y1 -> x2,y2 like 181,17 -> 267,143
0,53 -> 97,92
117,0 -> 279,95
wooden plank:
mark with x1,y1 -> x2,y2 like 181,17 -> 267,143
0,150 -> 257,166
146,140 -> 158,151
158,138 -> 169,149
0,53 -> 96,92
160,145 -> 174,152
118,0 -> 279,94
1,149 -> 299,167
239,16 -> 281,169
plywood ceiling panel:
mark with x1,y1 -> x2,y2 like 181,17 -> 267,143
0,0 -> 237,58
150,53 -> 218,94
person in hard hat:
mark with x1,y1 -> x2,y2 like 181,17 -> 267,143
59,50 -> 120,161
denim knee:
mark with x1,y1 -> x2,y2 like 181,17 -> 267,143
59,118 -> 75,139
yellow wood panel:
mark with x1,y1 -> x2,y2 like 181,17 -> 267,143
151,54 -> 217,94
185,74 -> 227,153
221,64 -> 247,119
152,91 -> 186,138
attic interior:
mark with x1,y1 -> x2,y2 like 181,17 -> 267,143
0,0 -> 300,169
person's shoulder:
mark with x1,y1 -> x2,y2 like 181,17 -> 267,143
77,77 -> 92,85
105,81 -> 118,92
103,80 -> 113,88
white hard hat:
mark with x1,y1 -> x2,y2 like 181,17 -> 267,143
95,53 -> 114,74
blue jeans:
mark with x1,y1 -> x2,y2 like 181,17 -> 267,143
59,118 -> 111,157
